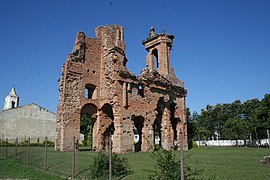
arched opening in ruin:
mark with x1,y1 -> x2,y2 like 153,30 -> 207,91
85,84 -> 97,99
152,48 -> 159,70
153,115 -> 162,149
80,103 -> 97,150
133,116 -> 144,152
153,97 -> 165,149
170,103 -> 178,149
100,103 -> 114,150
117,29 -> 122,41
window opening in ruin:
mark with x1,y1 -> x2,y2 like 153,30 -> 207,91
170,103 -> 178,149
153,98 -> 164,149
85,84 -> 96,99
138,85 -> 144,97
133,116 -> 144,152
11,101 -> 15,108
116,29 -> 122,41
123,58 -> 127,66
118,30 -> 122,40
152,49 -> 159,70
80,103 -> 97,150
153,120 -> 162,149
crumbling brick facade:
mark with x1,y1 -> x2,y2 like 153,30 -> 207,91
55,25 -> 188,153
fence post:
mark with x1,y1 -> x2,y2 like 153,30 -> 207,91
0,138 -> 1,158
5,138 -> 8,159
72,136 -> 75,179
27,137 -> 30,165
180,130 -> 185,180
15,138 -> 18,160
109,132 -> 112,180
267,129 -> 270,149
44,137 -> 48,171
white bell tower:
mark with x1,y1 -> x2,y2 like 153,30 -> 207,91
3,88 -> 19,110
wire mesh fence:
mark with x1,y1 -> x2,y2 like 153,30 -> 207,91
0,137 -> 73,178
186,129 -> 270,179
0,131 -> 270,179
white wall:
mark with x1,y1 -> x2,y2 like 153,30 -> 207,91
0,104 -> 56,142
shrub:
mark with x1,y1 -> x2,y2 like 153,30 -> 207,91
42,140 -> 55,147
90,152 -> 132,179
19,139 -> 29,146
192,139 -> 198,148
148,149 -> 199,180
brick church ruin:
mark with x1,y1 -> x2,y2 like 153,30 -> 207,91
55,25 -> 187,153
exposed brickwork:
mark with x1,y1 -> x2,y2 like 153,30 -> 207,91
55,25 -> 188,153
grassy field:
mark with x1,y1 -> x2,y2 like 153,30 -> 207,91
1,146 -> 270,179
188,147 -> 270,179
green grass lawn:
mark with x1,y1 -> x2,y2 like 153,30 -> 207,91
1,146 -> 270,179
185,147 -> 270,179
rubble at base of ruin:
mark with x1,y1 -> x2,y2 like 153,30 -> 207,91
55,25 -> 188,153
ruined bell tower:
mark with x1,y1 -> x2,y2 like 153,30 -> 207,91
142,27 -> 174,76
56,25 -> 187,153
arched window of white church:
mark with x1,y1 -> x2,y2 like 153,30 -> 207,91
11,101 -> 15,108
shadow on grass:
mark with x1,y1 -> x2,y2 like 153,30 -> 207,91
47,162 -> 66,170
78,147 -> 92,151
0,152 -> 24,161
118,171 -> 134,180
74,168 -> 90,178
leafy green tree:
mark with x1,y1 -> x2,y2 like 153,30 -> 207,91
222,117 -> 249,146
256,94 -> 270,127
187,108 -> 199,149
194,94 -> 270,142
196,100 -> 253,140
249,94 -> 270,140
242,99 -> 260,122
80,115 -> 93,147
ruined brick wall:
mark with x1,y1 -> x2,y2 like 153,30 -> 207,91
56,25 -> 188,153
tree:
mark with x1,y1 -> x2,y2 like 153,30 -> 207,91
249,94 -> 270,140
256,94 -> 270,127
222,117 -> 249,146
80,115 -> 93,147
242,99 -> 260,122
187,108 -> 199,149
192,94 -> 269,142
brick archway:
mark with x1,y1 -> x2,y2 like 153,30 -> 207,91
80,103 -> 97,149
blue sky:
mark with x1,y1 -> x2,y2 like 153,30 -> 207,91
0,0 -> 269,113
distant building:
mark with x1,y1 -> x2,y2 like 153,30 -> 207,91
0,88 -> 56,142
3,88 -> 19,110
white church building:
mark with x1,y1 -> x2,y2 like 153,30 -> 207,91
0,88 -> 56,143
